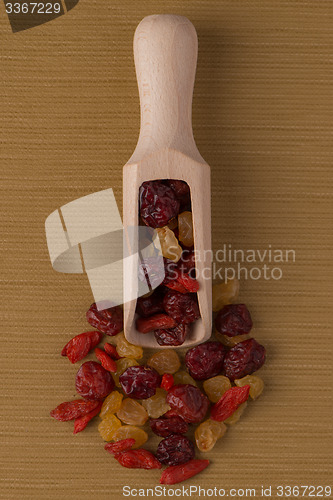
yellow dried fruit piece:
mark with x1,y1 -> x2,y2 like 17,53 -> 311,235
98,414 -> 122,441
195,419 -> 227,452
112,358 -> 139,387
116,398 -> 148,426
224,402 -> 248,425
217,333 -> 250,348
112,425 -> 148,449
235,375 -> 264,400
141,388 -> 171,418
173,370 -> 197,387
115,333 -> 143,359
167,218 -> 178,230
203,376 -> 232,403
178,211 -> 194,247
212,278 -> 240,312
147,350 -> 181,375
156,226 -> 182,263
100,391 -> 123,419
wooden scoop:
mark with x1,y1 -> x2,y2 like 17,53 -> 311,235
123,14 -> 212,348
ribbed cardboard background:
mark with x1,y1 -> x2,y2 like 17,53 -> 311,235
0,1 -> 332,498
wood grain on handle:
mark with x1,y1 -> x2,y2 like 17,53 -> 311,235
130,14 -> 203,163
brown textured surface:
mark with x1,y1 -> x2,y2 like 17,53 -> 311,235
0,1 -> 332,499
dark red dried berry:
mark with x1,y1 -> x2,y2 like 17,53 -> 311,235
61,331 -> 103,364
177,250 -> 196,276
140,181 -> 180,228
185,342 -> 227,381
162,258 -> 179,285
154,323 -> 189,346
114,449 -> 162,469
215,304 -> 253,337
163,291 -> 200,325
75,361 -> 114,400
166,384 -> 209,423
166,180 -> 191,206
136,313 -> 177,334
211,385 -> 250,421
50,399 -> 100,421
73,401 -> 102,434
156,434 -> 195,466
119,365 -> 161,400
86,303 -> 123,337
160,459 -> 210,485
223,338 -> 266,380
150,416 -> 188,437
136,290 -> 164,318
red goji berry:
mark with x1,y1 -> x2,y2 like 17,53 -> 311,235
104,343 -> 121,360
95,347 -> 117,373
104,439 -> 136,455
160,374 -> 174,391
176,271 -> 199,293
73,401 -> 102,434
210,385 -> 250,422
136,314 -> 177,334
165,280 -> 188,294
50,400 -> 100,421
114,449 -> 162,469
61,331 -> 102,364
160,459 -> 210,484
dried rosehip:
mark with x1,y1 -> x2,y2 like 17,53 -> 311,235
95,348 -> 117,373
61,331 -> 103,364
167,384 -> 209,423
75,361 -> 114,400
150,416 -> 188,437
119,365 -> 161,400
215,304 -> 253,337
160,459 -> 210,485
185,342 -> 227,381
136,314 -> 177,334
140,181 -> 180,228
50,399 -> 100,421
73,401 -> 102,434
104,438 -> 136,455
104,343 -> 122,360
136,291 -> 164,318
223,338 -> 266,380
86,303 -> 123,336
154,323 -> 189,346
163,291 -> 200,325
160,374 -> 174,391
114,449 -> 162,469
211,385 -> 250,422
156,434 -> 195,465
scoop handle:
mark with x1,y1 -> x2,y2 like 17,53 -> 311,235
132,14 -> 201,161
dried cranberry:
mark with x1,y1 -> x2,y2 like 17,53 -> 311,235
185,342 -> 227,380
166,180 -> 191,206
223,338 -> 266,380
162,258 -> 180,285
154,323 -> 190,346
119,365 -> 161,399
156,434 -> 195,466
86,303 -> 123,336
140,181 -> 180,228
166,384 -> 209,423
138,256 -> 165,289
150,416 -> 188,437
163,291 -> 200,325
178,250 -> 196,277
215,304 -> 253,337
75,361 -> 114,400
136,290 -> 164,318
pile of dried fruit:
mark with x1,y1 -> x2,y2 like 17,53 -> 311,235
51,278 -> 266,484
136,180 -> 199,345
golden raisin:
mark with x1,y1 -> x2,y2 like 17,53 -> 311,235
98,414 -> 122,441
112,358 -> 139,387
156,226 -> 182,263
212,279 -> 240,312
195,419 -> 227,452
147,350 -> 181,375
224,402 -> 248,425
216,333 -> 250,348
167,218 -> 178,230
203,376 -> 232,403
116,333 -> 143,359
178,211 -> 194,247
173,370 -> 197,387
116,398 -> 148,426
141,388 -> 171,418
235,375 -> 264,400
100,391 -> 123,419
111,425 -> 148,449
